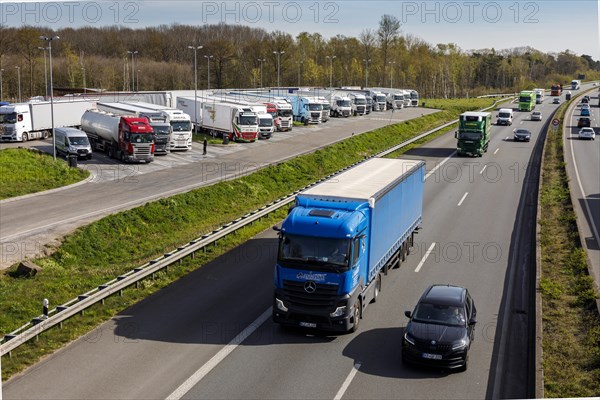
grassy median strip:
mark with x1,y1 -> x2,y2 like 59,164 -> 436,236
539,101 -> 600,397
0,148 -> 89,200
0,98 -> 493,379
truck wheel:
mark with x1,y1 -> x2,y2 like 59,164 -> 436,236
371,275 -> 381,303
351,301 -> 361,332
22,133 -> 29,142
42,130 -> 49,139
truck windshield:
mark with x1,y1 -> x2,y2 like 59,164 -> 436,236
171,121 -> 192,132
377,95 -> 386,102
240,115 -> 258,125
322,104 -> 330,111
278,109 -> 292,118
152,125 -> 171,136
411,92 -> 419,99
129,133 -> 154,143
337,100 -> 351,107
519,95 -> 532,102
259,117 -> 272,127
0,113 -> 17,124
279,234 -> 349,269
354,98 -> 366,105
68,136 -> 90,146
394,95 -> 403,100
458,131 -> 482,140
308,104 -> 323,111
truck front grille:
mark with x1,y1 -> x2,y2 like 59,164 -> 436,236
282,280 -> 338,308
311,112 -> 321,119
134,146 -> 152,156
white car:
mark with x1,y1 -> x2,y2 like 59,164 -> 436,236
531,111 -> 542,121
579,127 -> 596,140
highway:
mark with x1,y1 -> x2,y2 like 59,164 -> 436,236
0,107 -> 436,269
562,86 -> 600,287
3,96 -> 562,399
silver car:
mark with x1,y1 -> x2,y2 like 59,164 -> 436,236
579,127 -> 596,140
531,111 -> 542,121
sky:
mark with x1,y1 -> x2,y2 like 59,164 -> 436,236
2,0 -> 600,60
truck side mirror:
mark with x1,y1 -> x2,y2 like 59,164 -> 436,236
404,311 -> 412,318
454,131 -> 458,139
272,225 -> 281,232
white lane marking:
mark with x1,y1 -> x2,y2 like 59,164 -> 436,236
480,165 -> 487,175
415,243 -> 436,273
425,151 -> 456,180
165,308 -> 272,400
333,362 -> 362,400
494,148 -> 500,155
569,118 -> 600,247
457,192 -> 469,207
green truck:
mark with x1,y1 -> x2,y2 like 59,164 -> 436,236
518,90 -> 536,111
455,111 -> 492,157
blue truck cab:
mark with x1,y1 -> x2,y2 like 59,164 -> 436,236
287,96 -> 322,125
273,158 -> 425,332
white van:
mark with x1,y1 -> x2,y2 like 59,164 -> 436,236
496,108 -> 514,126
54,127 -> 93,159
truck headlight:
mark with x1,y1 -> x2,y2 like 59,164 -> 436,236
275,298 -> 288,312
330,306 -> 346,317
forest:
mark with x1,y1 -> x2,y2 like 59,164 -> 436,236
1,15 -> 599,101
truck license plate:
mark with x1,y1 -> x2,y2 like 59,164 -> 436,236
422,353 -> 442,360
299,322 -> 317,328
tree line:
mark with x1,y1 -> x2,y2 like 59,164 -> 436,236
1,15 -> 599,102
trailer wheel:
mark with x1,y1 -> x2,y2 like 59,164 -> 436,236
21,133 -> 29,142
42,130 -> 49,139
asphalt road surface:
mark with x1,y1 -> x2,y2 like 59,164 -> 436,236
4,96 -> 559,399
562,85 -> 600,288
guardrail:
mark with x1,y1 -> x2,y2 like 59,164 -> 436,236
0,96 -> 511,357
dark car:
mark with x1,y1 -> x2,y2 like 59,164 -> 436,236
513,128 -> 532,142
552,98 -> 561,104
578,117 -> 591,128
402,285 -> 477,371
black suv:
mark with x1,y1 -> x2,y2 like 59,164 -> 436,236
578,117 -> 591,128
402,285 -> 477,371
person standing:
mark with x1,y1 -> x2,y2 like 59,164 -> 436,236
203,138 -> 207,155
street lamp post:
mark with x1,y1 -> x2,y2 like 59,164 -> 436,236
82,67 -> 86,92
188,45 -> 203,135
326,55 -> 336,88
15,66 -> 21,102
40,35 -> 59,160
127,50 -> 138,91
363,59 -> 371,88
273,51 -> 284,88
38,46 -> 48,97
257,58 -> 266,88
204,55 -> 213,90
0,69 -> 4,100
389,61 -> 396,88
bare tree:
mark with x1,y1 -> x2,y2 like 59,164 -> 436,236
377,15 -> 401,86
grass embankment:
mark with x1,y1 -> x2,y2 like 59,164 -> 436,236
0,98 -> 495,379
192,132 -> 223,145
0,149 -> 89,200
539,100 -> 600,396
